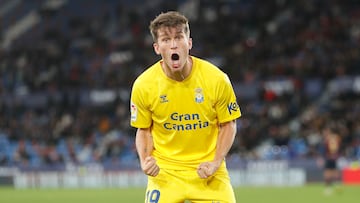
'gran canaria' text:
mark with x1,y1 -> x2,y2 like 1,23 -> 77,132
163,112 -> 209,131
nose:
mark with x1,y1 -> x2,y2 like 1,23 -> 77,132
170,39 -> 177,48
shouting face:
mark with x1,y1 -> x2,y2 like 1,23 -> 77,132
153,25 -> 193,81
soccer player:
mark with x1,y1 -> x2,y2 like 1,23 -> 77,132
321,122 -> 342,195
130,11 -> 241,203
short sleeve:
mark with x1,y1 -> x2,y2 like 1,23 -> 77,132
130,80 -> 152,128
214,74 -> 241,123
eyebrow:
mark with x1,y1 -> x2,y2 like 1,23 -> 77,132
158,28 -> 184,37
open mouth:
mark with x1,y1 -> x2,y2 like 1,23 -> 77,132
171,53 -> 179,60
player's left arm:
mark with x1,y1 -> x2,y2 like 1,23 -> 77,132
197,120 -> 237,178
214,120 -> 237,164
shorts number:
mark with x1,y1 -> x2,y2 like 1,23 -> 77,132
146,189 -> 160,203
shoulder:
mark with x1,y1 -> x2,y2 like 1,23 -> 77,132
133,61 -> 161,87
192,56 -> 231,84
193,56 -> 221,72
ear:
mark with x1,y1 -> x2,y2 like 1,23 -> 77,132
153,43 -> 160,55
188,37 -> 193,50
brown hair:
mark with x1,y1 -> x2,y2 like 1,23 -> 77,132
149,11 -> 190,42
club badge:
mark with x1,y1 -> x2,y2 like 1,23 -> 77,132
195,88 -> 204,103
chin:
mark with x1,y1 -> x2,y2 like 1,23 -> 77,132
171,67 -> 183,72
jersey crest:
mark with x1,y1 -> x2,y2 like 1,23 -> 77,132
194,87 -> 204,103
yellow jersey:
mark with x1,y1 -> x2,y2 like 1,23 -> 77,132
130,56 -> 241,170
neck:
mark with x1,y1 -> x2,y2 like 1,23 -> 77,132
163,57 -> 192,82
173,72 -> 185,81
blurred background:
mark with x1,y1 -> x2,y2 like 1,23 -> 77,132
0,0 -> 360,188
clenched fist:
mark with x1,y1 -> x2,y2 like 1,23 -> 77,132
141,156 -> 160,177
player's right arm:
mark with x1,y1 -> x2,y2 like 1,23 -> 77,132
135,128 -> 159,177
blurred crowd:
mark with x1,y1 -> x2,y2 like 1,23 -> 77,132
0,0 -> 360,168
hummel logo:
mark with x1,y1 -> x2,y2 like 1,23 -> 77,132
160,95 -> 169,103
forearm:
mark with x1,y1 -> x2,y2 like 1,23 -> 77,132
213,120 -> 237,164
135,128 -> 154,161
135,128 -> 160,176
197,120 -> 237,178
